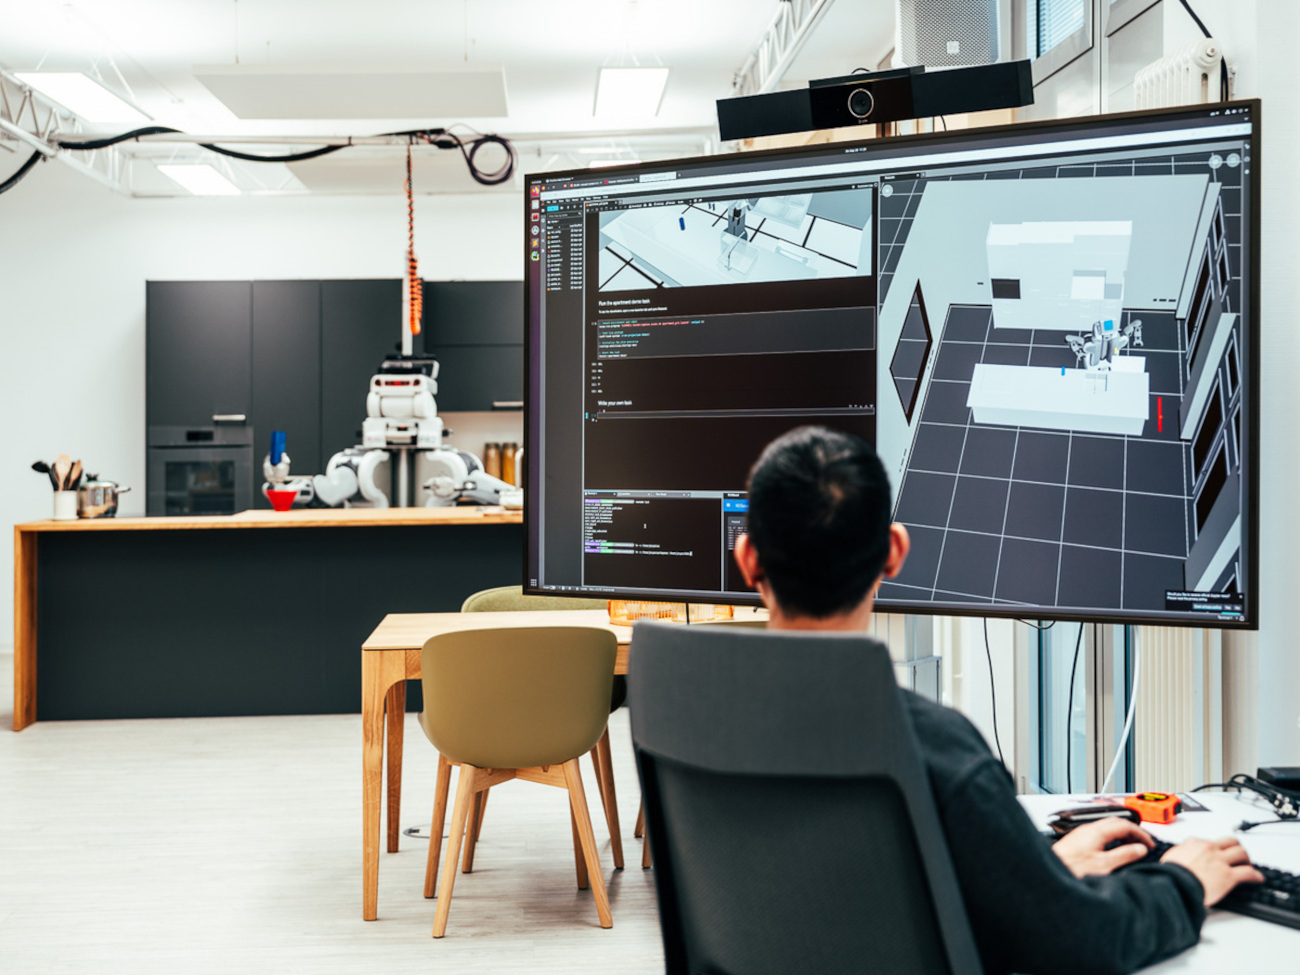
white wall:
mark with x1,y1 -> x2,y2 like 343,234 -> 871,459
0,163 -> 522,648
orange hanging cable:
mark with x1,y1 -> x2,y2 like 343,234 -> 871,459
405,144 -> 423,337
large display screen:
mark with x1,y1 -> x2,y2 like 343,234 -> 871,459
524,101 -> 1260,628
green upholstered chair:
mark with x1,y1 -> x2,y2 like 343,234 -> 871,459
419,625 -> 617,937
460,586 -> 626,869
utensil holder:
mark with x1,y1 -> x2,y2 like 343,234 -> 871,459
52,490 -> 78,521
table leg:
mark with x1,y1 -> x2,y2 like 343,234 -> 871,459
363,649 -> 406,921
13,528 -> 38,732
385,681 -> 406,854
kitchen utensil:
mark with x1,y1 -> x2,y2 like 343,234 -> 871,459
53,454 -> 72,490
32,461 -> 58,490
76,475 -> 131,518
68,459 -> 83,489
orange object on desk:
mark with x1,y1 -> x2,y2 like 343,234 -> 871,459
1123,792 -> 1182,824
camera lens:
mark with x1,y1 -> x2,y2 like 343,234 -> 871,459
847,88 -> 874,119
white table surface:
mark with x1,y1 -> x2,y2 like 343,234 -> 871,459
1018,792 -> 1300,972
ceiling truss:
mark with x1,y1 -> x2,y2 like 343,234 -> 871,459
0,68 -> 134,195
731,0 -> 838,97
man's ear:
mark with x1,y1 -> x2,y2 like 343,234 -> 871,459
882,523 -> 911,579
734,533 -> 764,589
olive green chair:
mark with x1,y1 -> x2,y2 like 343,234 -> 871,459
460,586 -> 626,869
419,626 -> 617,937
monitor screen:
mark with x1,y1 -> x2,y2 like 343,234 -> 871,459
523,101 -> 1259,628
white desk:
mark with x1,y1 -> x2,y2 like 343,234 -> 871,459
1018,792 -> 1300,972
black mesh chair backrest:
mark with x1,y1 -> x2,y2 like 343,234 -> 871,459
628,622 -> 981,975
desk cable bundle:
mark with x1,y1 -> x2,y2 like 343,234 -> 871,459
1193,774 -> 1300,831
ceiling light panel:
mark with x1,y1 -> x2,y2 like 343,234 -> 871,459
594,67 -> 669,117
192,63 -> 508,119
156,164 -> 241,196
15,72 -> 149,124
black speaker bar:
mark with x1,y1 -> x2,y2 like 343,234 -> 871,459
717,60 -> 1034,142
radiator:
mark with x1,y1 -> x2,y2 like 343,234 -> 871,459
1134,39 -> 1227,109
1132,627 -> 1223,794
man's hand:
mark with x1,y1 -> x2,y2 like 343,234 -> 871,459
1053,818 -> 1155,877
1160,837 -> 1265,906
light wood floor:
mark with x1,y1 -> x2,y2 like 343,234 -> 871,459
0,655 -> 665,974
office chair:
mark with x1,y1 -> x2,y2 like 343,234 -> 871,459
628,622 -> 982,975
419,625 -> 616,936
460,585 -> 625,868
632,616 -> 767,868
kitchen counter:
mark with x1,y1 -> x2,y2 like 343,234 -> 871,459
14,505 -> 522,533
13,506 -> 524,729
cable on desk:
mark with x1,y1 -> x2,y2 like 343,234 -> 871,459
1194,773 -> 1300,821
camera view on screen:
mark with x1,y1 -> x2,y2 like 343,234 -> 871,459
525,103 -> 1258,627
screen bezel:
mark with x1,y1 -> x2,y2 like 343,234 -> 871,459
522,99 -> 1261,630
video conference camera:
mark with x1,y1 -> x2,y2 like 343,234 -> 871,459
716,60 -> 1034,143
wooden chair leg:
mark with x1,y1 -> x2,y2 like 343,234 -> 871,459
642,828 -> 652,869
462,791 -> 484,873
564,758 -> 613,928
634,801 -> 645,839
569,805 -> 589,890
595,727 -> 624,869
474,787 -> 489,841
424,753 -> 453,898
432,765 -> 477,938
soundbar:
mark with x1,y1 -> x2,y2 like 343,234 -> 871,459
716,60 -> 1033,142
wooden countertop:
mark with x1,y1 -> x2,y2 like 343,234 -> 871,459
14,506 -> 523,533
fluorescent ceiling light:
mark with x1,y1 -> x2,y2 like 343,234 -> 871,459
156,164 -> 241,196
594,68 -> 668,118
588,159 -> 642,169
15,72 -> 149,124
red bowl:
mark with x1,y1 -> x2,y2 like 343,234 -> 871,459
267,489 -> 298,512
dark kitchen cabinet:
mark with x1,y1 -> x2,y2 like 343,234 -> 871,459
147,279 -> 519,512
251,281 -> 322,507
146,281 -> 252,427
320,280 -> 403,459
421,281 -> 524,411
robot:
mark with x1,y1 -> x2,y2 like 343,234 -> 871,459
1065,318 -> 1143,371
262,354 -> 514,510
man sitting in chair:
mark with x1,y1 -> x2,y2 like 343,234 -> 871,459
732,426 -> 1262,975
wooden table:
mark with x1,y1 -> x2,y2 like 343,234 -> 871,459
360,609 -> 633,921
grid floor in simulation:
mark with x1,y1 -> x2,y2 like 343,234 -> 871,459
879,304 -> 1195,612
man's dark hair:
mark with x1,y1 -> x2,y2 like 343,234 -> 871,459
745,426 -> 894,618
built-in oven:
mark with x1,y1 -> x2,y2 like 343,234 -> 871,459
147,425 -> 254,516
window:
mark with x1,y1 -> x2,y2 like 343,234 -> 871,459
1030,0 -> 1087,58
1037,622 -> 1134,794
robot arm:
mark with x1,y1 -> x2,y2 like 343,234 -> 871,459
422,449 -> 513,507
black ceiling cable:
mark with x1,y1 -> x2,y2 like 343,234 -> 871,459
0,148 -> 45,196
40,123 -> 516,189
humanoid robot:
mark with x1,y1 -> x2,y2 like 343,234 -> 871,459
262,354 -> 513,509
1065,318 -> 1144,371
